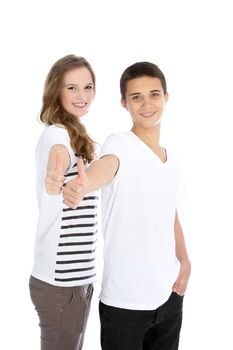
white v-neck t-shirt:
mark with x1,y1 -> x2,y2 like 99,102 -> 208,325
99,131 -> 185,310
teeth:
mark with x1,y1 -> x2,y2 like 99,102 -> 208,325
73,103 -> 86,107
142,113 -> 154,117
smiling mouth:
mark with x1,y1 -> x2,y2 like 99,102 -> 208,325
141,112 -> 156,118
72,102 -> 87,108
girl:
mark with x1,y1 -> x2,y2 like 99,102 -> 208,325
29,54 -> 98,350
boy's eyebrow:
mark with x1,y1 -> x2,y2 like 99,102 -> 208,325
129,89 -> 161,96
150,89 -> 161,93
129,92 -> 141,96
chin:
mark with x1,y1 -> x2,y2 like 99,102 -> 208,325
72,112 -> 87,120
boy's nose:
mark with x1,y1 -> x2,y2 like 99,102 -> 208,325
142,96 -> 153,107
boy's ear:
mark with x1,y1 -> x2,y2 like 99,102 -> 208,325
121,98 -> 127,109
165,92 -> 169,103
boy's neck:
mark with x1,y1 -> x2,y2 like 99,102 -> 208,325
131,125 -> 161,148
131,125 -> 166,162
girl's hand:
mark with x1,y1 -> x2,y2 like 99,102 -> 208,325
63,159 -> 89,209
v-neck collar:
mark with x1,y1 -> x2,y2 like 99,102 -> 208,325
129,131 -> 168,165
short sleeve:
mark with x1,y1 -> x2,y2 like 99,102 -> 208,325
167,149 -> 187,210
174,157 -> 187,209
43,125 -> 77,167
100,133 -> 128,161
99,133 -> 130,186
35,125 -> 77,207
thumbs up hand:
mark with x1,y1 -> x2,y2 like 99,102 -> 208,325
45,152 -> 65,194
63,158 -> 89,209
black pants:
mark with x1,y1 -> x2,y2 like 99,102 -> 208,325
99,292 -> 183,350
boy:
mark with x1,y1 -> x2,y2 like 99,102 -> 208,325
47,61 -> 191,350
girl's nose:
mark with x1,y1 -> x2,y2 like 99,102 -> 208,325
74,90 -> 86,100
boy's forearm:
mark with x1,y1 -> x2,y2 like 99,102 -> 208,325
174,212 -> 191,265
173,212 -> 191,295
86,155 -> 119,193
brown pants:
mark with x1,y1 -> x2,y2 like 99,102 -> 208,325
29,276 -> 93,350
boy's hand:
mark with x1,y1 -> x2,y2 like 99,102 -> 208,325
63,159 -> 89,209
172,260 -> 191,296
45,152 -> 65,194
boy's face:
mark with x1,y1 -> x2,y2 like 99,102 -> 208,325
121,76 -> 168,130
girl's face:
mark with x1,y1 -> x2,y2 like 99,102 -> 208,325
59,66 -> 95,119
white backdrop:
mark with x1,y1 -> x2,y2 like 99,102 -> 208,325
0,0 -> 233,349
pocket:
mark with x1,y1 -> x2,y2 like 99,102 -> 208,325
172,291 -> 184,298
29,276 -> 46,305
29,276 -> 60,311
79,284 -> 93,306
171,292 -> 184,308
86,284 -> 94,299
60,289 -> 76,312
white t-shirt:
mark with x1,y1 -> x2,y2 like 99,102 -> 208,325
31,125 -> 98,287
99,131 -> 185,310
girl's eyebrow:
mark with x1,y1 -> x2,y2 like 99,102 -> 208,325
63,83 -> 77,87
63,82 -> 94,87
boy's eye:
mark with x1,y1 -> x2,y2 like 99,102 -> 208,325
132,95 -> 142,101
151,92 -> 159,98
85,85 -> 94,90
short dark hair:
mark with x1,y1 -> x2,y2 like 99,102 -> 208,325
120,61 -> 167,99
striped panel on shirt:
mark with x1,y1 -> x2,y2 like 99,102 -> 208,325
55,161 -> 98,283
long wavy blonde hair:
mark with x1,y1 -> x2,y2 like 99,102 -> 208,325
39,54 -> 96,163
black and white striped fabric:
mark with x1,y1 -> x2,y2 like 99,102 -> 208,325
54,162 -> 98,283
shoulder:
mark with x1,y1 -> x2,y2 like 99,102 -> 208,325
103,131 -> 131,145
42,124 -> 69,138
100,132 -> 132,159
38,124 -> 69,146
167,148 -> 181,164
36,124 -> 72,157
166,149 -> 185,180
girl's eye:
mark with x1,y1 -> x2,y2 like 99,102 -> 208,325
67,86 -> 76,90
